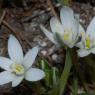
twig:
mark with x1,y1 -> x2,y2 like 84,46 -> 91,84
2,20 -> 32,47
0,10 -> 6,25
19,31 -> 32,47
47,0 -> 60,20
22,3 -> 61,22
0,10 -> 32,48
2,20 -> 21,41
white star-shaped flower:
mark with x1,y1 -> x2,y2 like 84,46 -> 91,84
40,6 -> 80,48
77,17 -> 95,57
0,35 -> 45,87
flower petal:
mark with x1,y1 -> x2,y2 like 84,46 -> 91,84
0,71 -> 14,85
77,49 -> 90,57
91,47 -> 95,54
69,18 -> 79,47
50,17 -> 63,34
40,25 -> 57,44
0,57 -> 13,71
8,35 -> 23,64
62,18 -> 79,48
25,68 -> 45,81
60,6 -> 79,48
23,46 -> 39,69
87,17 -> 95,38
72,14 -> 79,38
76,42 -> 84,49
60,6 -> 74,29
12,75 -> 24,87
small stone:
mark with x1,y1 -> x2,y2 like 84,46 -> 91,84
93,7 -> 95,11
0,48 -> 4,55
52,54 -> 58,61
41,50 -> 47,56
52,54 -> 63,63
79,18 -> 85,24
48,46 -> 59,55
77,88 -> 85,94
33,37 -> 42,42
38,41 -> 47,47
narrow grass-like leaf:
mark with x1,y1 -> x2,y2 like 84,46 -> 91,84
72,78 -> 78,95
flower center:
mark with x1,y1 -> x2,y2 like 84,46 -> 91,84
63,32 -> 70,41
63,29 -> 72,44
85,37 -> 91,49
11,64 -> 25,75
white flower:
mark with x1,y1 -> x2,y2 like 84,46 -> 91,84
0,35 -> 45,87
77,17 -> 95,57
40,6 -> 80,48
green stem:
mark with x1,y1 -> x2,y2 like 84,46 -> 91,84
49,49 -> 72,95
59,49 -> 72,95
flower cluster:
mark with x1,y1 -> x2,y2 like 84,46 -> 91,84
0,6 -> 95,88
40,6 -> 95,57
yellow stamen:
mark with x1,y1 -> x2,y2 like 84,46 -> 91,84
11,64 -> 25,75
63,33 -> 69,41
85,37 -> 91,49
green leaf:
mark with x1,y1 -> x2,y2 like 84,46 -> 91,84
84,57 -> 95,82
57,0 -> 70,6
38,59 -> 60,87
40,59 -> 50,70
44,69 -> 53,87
71,78 -> 78,95
52,67 -> 60,85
